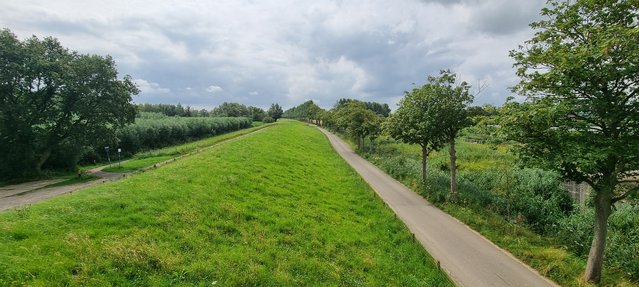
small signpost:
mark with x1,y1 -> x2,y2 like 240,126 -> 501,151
117,148 -> 122,167
104,146 -> 111,165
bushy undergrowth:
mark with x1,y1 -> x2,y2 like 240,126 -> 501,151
556,204 -> 639,280
362,136 -> 638,283
116,116 -> 251,155
365,139 -> 572,234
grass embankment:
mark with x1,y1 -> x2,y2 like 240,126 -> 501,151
0,120 -> 452,286
362,138 -> 634,287
102,122 -> 272,173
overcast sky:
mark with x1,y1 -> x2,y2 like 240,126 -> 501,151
0,0 -> 545,110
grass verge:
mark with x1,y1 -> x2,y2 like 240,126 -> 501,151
102,123 -> 273,173
0,120 -> 451,286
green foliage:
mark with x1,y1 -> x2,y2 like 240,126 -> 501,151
116,117 -> 251,155
0,121 -> 452,286
211,102 -> 249,117
0,29 -> 138,179
332,102 -> 382,150
508,0 -> 639,281
267,103 -> 284,121
335,98 -> 391,117
556,204 -> 639,281
137,103 -> 208,117
282,100 -> 323,122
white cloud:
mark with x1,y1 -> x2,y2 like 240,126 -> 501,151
206,85 -> 224,94
135,78 -> 170,94
249,91 -> 259,96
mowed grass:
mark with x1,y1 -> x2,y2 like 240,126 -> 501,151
0,120 -> 452,286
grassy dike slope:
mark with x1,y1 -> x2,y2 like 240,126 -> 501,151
0,120 -> 451,286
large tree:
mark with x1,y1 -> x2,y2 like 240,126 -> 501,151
0,29 -> 138,178
268,103 -> 283,121
385,79 -> 445,183
428,70 -> 473,195
333,101 -> 381,150
507,0 -> 639,283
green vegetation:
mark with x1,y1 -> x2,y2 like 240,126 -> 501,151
385,70 -> 473,186
0,29 -> 138,179
0,121 -> 451,286
114,116 -> 252,156
38,174 -> 101,189
103,123 -> 272,173
508,0 -> 639,282
361,137 -> 637,286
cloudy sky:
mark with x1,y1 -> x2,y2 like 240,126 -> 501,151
0,0 -> 545,110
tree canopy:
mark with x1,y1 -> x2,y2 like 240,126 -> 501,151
267,103 -> 283,121
332,101 -> 381,150
0,29 -> 138,178
385,75 -> 445,183
507,0 -> 639,282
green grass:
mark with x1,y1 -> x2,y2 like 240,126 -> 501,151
39,174 -> 101,189
0,120 -> 452,286
361,136 -> 635,287
102,123 -> 273,173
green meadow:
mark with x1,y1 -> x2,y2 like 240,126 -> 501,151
0,120 -> 451,286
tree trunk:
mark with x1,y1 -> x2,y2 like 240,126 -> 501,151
34,147 -> 52,174
358,135 -> 364,150
421,145 -> 428,184
449,136 -> 457,194
584,189 -> 613,283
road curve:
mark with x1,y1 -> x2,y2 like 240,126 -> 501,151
319,128 -> 558,287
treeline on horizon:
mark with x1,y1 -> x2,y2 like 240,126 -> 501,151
136,102 -> 282,122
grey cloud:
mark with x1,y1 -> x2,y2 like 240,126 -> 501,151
0,0 -> 547,110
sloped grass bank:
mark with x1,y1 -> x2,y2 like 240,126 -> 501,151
0,121 -> 451,286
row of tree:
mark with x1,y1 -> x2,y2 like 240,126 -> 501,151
137,102 -> 284,122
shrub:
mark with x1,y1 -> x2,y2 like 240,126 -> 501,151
557,204 -> 639,281
114,117 -> 251,154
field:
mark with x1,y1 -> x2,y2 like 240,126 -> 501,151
0,120 -> 451,286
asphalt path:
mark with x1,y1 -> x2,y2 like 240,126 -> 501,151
319,128 -> 558,287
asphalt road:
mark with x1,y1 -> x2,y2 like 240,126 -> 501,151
319,128 -> 558,287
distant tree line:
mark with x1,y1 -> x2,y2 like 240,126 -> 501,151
138,102 -> 283,123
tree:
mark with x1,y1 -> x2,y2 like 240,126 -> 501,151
212,102 -> 249,117
247,106 -> 266,121
428,70 -> 473,195
508,0 -> 639,283
0,30 -> 138,178
335,98 -> 391,117
384,81 -> 445,183
333,102 -> 381,150
268,103 -> 283,121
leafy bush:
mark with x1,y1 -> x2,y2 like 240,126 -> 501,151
115,117 -> 251,155
556,204 -> 639,281
506,168 -> 573,233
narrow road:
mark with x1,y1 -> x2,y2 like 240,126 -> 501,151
319,128 -> 557,287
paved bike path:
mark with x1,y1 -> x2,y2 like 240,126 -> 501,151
320,128 -> 557,287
